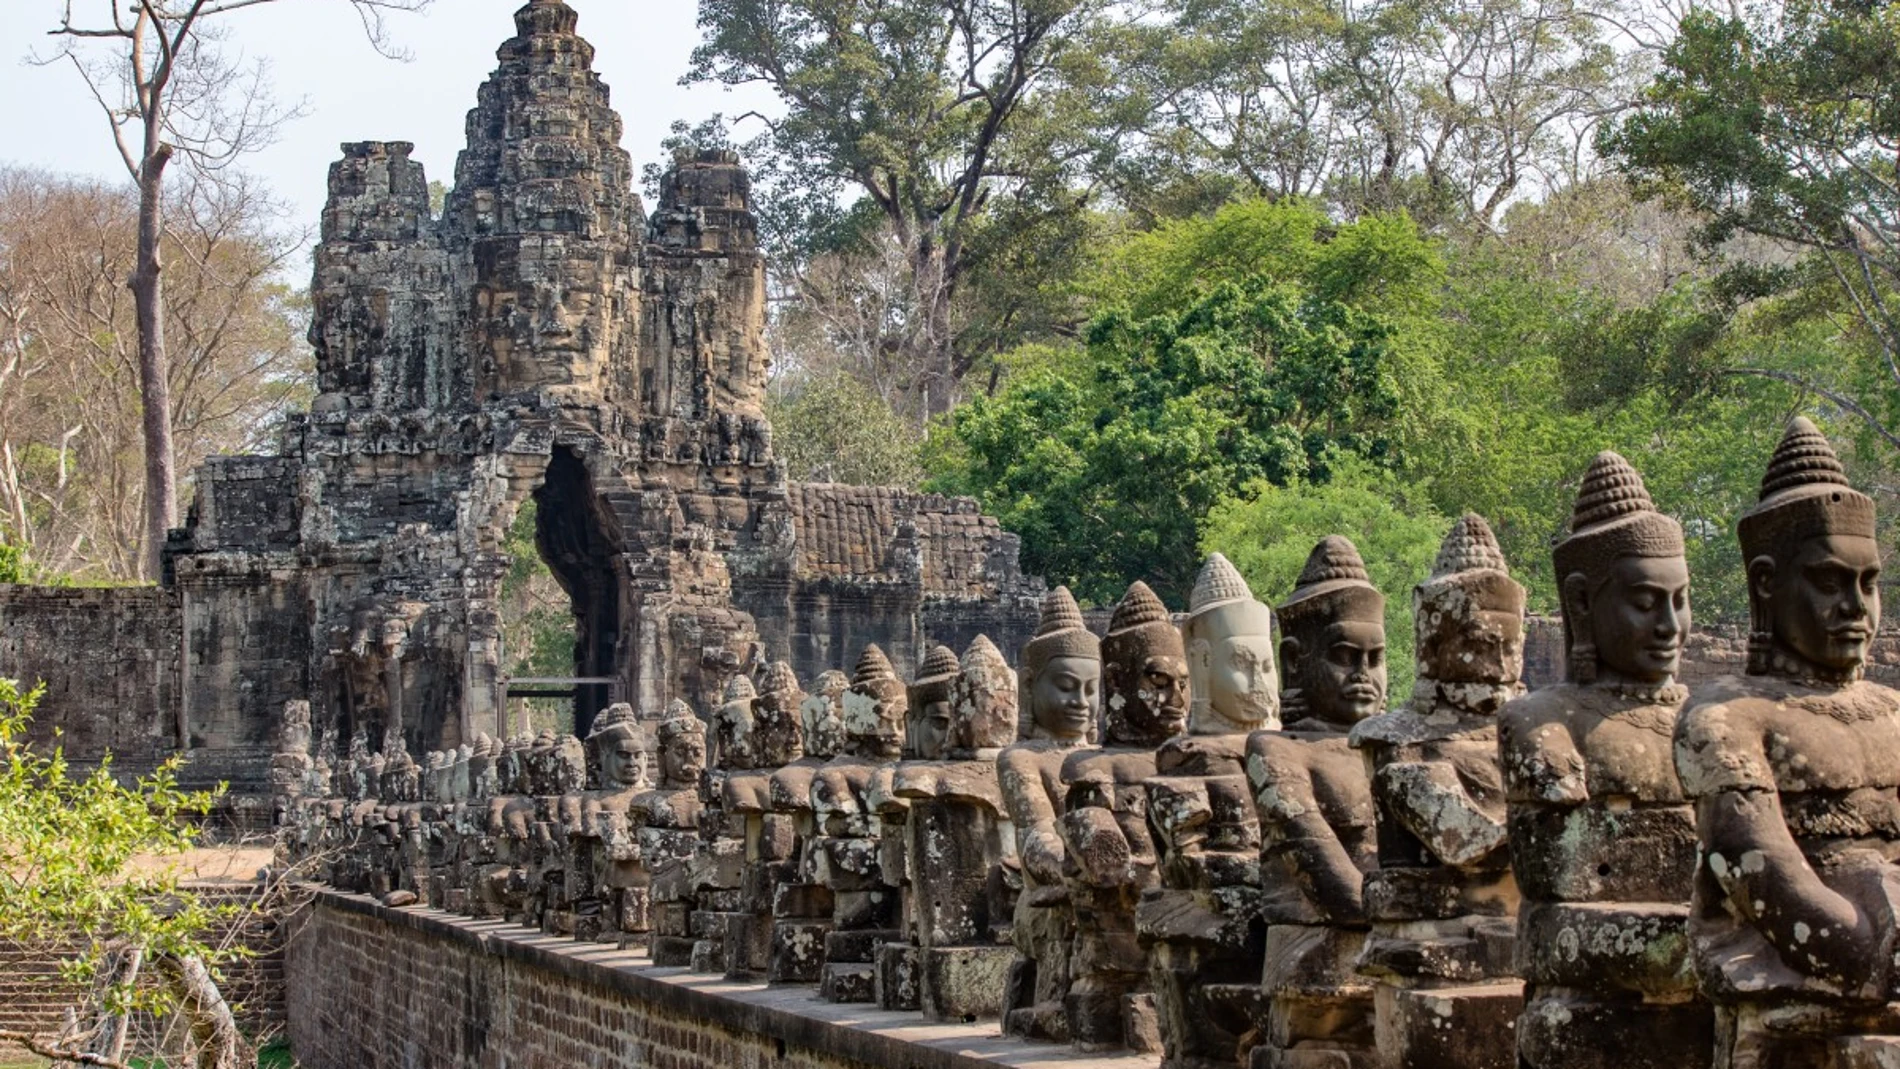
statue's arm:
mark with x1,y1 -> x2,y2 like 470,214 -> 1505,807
999,748 -> 1065,884
1255,756 -> 1364,922
1699,788 -> 1886,990
1374,759 -> 1507,867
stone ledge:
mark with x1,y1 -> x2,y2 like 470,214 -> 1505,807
305,888 -> 1156,1069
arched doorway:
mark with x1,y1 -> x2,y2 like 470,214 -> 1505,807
501,446 -> 621,738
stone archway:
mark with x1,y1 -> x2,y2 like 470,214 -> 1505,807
528,445 -> 622,738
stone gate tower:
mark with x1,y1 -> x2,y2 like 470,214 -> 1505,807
158,0 -> 1041,765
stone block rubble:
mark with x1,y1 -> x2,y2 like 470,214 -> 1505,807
279,415 -> 1900,1069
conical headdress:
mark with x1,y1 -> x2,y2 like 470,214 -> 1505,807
916,644 -> 961,684
1279,535 -> 1383,628
723,675 -> 756,702
1738,417 -> 1874,561
853,644 -> 898,687
588,701 -> 639,740
1553,451 -> 1684,581
1190,553 -> 1254,617
1433,514 -> 1508,578
759,660 -> 801,699
1418,513 -> 1524,616
1020,586 -> 1100,679
1109,581 -> 1171,635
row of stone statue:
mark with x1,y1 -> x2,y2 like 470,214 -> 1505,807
275,417 -> 1900,1069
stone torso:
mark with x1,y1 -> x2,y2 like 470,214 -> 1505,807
1248,728 -> 1376,925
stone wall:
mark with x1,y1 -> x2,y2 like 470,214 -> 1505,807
287,891 -> 1121,1069
0,585 -> 181,768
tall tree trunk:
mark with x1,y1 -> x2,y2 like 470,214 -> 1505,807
132,146 -> 176,581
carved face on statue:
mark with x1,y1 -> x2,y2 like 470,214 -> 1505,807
1102,581 -> 1190,746
1738,418 -> 1882,681
1017,587 -> 1102,744
907,645 -> 961,760
658,704 -> 708,790
1030,655 -> 1101,742
1414,514 -> 1526,696
1183,554 -> 1280,735
1758,534 -> 1880,675
1277,537 -> 1387,728
844,645 -> 907,760
1552,452 -> 1692,687
952,635 -> 1018,753
1574,556 -> 1691,684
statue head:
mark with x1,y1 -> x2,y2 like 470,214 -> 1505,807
468,733 -> 500,800
1553,452 -> 1690,687
1018,586 -> 1101,744
751,661 -> 806,766
1102,581 -> 1190,746
715,675 -> 758,770
800,670 -> 849,759
1183,554 -> 1279,735
1415,514 -> 1526,694
587,702 -> 650,790
843,645 -> 907,759
952,635 -> 1019,754
1277,536 -> 1387,728
907,645 -> 962,760
657,700 -> 709,789
1739,417 -> 1880,680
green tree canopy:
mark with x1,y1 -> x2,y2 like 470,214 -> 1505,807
928,200 -> 1435,604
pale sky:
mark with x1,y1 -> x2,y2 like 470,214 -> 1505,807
0,0 -> 780,238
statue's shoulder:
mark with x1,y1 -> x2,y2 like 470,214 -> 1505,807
1347,707 -> 1430,749
1498,686 -> 1580,752
1675,675 -> 1776,797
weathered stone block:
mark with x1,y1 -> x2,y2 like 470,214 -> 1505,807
875,942 -> 920,1011
921,946 -> 1013,1022
1374,982 -> 1523,1069
767,921 -> 830,984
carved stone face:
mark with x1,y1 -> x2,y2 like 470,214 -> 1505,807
1578,555 -> 1691,685
1760,533 -> 1881,674
597,732 -> 643,789
717,697 -> 756,769
1106,653 -> 1190,744
843,677 -> 906,760
661,731 -> 707,788
914,697 -> 954,760
1417,594 -> 1524,686
1029,654 -> 1100,742
1198,633 -> 1279,728
1294,620 -> 1387,725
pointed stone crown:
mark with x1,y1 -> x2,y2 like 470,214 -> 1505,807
759,660 -> 801,698
1420,512 -> 1523,612
1739,417 -> 1875,560
1021,586 -> 1101,678
723,675 -> 757,702
962,634 -> 1008,673
1553,451 -> 1683,580
853,644 -> 898,687
915,644 -> 961,684
1189,553 -> 1255,616
1433,514 -> 1508,577
588,702 -> 639,740
1279,535 -> 1383,628
659,701 -> 706,741
1109,581 -> 1171,634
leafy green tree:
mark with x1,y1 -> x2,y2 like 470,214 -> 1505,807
1200,456 -> 1450,700
766,371 -> 926,487
0,676 -> 245,1066
1602,0 -> 1900,453
928,201 -> 1428,604
687,0 -> 1120,416
0,538 -> 24,584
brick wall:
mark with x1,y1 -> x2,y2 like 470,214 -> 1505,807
288,891 -> 1128,1069
0,884 -> 288,1051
